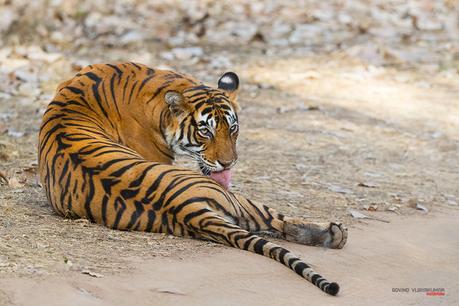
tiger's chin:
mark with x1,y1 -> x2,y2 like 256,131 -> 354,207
199,163 -> 232,190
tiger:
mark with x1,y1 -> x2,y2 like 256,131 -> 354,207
38,62 -> 348,295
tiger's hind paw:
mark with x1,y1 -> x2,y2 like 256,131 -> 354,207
324,222 -> 347,249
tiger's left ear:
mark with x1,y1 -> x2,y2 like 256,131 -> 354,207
165,90 -> 188,116
218,72 -> 240,110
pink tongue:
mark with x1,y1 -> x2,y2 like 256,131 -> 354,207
210,170 -> 232,189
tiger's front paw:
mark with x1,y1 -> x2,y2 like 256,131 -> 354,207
324,222 -> 347,249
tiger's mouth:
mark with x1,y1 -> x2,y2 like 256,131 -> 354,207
198,161 -> 232,190
198,162 -> 212,176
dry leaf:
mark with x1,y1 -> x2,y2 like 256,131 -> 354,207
363,204 -> 378,211
0,171 -> 8,185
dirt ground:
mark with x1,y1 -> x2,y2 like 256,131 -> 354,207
1,1 -> 459,305
1,211 -> 458,306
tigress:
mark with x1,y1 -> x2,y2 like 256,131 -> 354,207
38,62 -> 347,295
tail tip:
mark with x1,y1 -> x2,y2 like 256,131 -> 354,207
326,282 -> 340,296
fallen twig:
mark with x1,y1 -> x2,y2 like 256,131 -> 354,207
349,209 -> 390,223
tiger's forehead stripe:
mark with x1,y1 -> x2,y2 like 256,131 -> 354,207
198,109 -> 236,131
184,85 -> 230,103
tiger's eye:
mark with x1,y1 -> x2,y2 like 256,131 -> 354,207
199,128 -> 213,138
230,125 -> 238,134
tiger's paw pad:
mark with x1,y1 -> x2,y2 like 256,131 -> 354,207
324,222 -> 347,249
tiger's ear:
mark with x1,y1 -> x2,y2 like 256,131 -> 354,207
218,72 -> 239,109
165,91 -> 187,115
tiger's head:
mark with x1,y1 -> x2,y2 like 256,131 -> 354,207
164,72 -> 240,182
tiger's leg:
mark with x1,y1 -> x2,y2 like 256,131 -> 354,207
232,194 -> 348,249
185,207 -> 340,296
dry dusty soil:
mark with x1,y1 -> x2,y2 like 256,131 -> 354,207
1,211 -> 458,306
1,49 -> 459,306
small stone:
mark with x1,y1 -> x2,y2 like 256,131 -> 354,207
159,51 -> 175,61
171,47 -> 203,60
328,184 -> 353,194
0,122 -> 7,134
14,69 -> 38,83
7,129 -> 25,138
0,7 -> 17,34
416,16 -> 443,31
338,14 -> 353,25
415,203 -> 428,213
119,31 -> 144,45
17,82 -> 41,97
8,176 -> 25,188
210,56 -> 232,69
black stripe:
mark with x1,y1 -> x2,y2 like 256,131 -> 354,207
112,197 -> 127,229
122,75 -> 131,102
130,62 -> 142,70
109,162 -> 138,177
311,274 -> 321,284
83,176 -> 96,222
101,195 -> 109,225
128,164 -> 157,188
101,177 -> 121,195
279,249 -> 289,265
294,262 -> 309,276
143,169 -> 179,201
268,246 -> 282,259
183,208 -> 212,225
138,75 -> 154,93
145,210 -> 156,232
109,73 -> 122,119
127,81 -> 139,104
242,235 -> 257,250
120,188 -> 140,199
253,239 -> 267,255
106,63 -> 123,77
145,81 -> 173,104
288,257 -> 300,268
126,200 -> 145,229
66,86 -> 84,95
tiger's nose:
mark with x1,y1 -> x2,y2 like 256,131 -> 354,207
218,160 -> 233,169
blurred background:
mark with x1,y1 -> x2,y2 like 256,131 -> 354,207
1,0 -> 458,86
1,0 -> 459,276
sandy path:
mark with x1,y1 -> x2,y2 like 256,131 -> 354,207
1,210 -> 457,306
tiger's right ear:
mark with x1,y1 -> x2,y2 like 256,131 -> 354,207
218,72 -> 240,110
165,91 -> 186,115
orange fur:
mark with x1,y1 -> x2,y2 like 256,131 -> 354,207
38,62 -> 346,295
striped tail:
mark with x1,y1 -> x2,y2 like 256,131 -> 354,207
242,234 -> 340,295
191,212 -> 340,295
